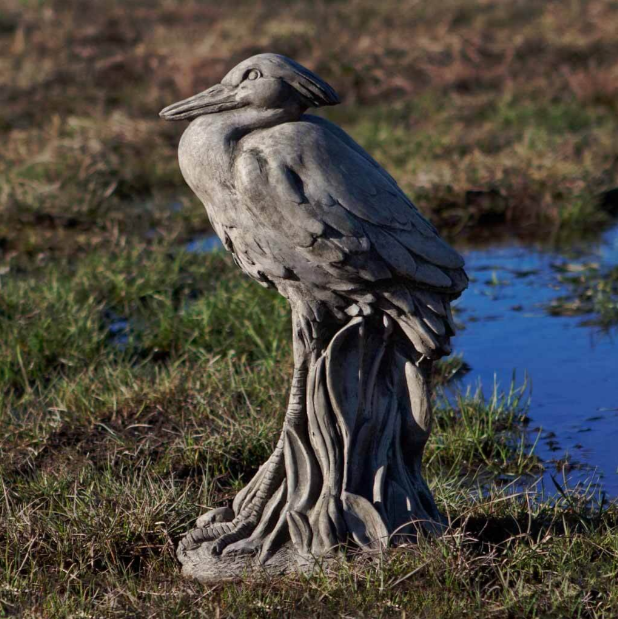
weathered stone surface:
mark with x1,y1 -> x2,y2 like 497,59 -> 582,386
161,53 -> 468,582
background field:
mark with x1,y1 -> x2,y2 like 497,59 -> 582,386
1,0 -> 618,617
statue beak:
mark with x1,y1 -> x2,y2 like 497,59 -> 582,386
159,84 -> 244,121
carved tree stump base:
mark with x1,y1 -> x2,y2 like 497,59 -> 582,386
175,316 -> 446,582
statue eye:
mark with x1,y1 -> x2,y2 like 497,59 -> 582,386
246,69 -> 261,81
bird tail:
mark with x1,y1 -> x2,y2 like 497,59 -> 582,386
377,286 -> 458,359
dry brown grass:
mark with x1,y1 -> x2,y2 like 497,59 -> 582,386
3,0 -> 618,120
1,0 -> 618,264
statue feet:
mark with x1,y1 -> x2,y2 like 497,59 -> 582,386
195,506 -> 234,528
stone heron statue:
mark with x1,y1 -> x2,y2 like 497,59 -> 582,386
161,53 -> 467,581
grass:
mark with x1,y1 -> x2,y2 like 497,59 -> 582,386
548,262 -> 618,328
1,244 -> 617,617
2,0 -> 618,615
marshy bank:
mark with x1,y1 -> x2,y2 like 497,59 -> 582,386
2,229 -> 617,616
454,223 -> 618,495
185,220 -> 618,495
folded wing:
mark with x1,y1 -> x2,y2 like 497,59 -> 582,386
233,117 -> 468,357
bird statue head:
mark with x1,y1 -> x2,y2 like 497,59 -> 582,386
160,53 -> 340,121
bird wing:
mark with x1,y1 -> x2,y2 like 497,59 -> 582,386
233,118 -> 467,355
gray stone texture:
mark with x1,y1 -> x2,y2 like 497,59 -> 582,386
160,53 -> 468,582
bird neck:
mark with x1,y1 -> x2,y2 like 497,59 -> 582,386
220,105 -> 306,144
185,106 -> 305,181
178,106 -> 305,227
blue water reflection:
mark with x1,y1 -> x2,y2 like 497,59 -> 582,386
453,226 -> 618,495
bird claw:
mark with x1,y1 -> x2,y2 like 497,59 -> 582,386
180,530 -> 204,552
210,543 -> 223,556
195,506 -> 234,528
221,539 -> 259,557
